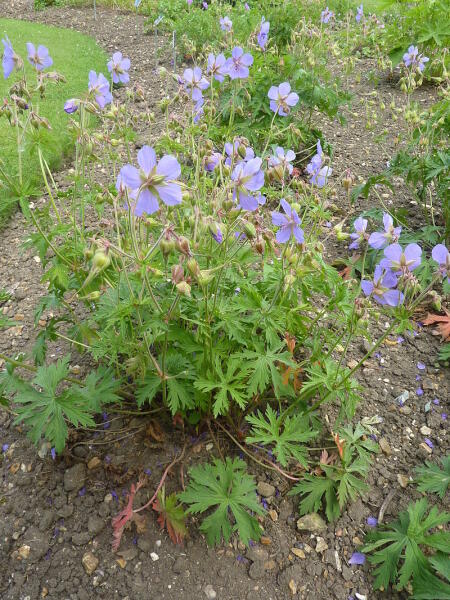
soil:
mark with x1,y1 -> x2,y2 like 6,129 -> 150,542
0,2 -> 448,600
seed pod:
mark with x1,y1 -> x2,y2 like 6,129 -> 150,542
197,270 -> 214,286
176,236 -> 190,256
171,264 -> 184,284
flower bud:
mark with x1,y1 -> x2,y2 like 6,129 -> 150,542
176,281 -> 191,297
242,221 -> 256,239
291,202 -> 301,213
84,247 -> 94,260
160,238 -> 175,256
92,251 -> 110,269
428,290 -> 441,312
186,258 -> 200,277
250,235 -> 262,254
171,264 -> 184,284
176,236 -> 190,255
197,270 -> 214,286
334,223 -> 350,241
83,290 -> 101,301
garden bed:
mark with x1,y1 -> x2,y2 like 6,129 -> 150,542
0,2 -> 448,600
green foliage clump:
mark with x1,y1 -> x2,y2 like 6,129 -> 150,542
179,457 -> 264,546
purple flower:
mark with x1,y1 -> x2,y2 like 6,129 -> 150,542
349,216 -> 368,250
321,7 -> 334,24
224,140 -> 254,167
268,147 -> 295,175
183,67 -> 209,101
416,388 -> 424,396
26,42 -> 53,71
361,265 -> 404,306
355,4 -> 363,23
442,413 -> 447,421
431,244 -> 450,283
207,53 -> 228,82
78,486 -> 86,496
51,447 -> 56,460
225,47 -> 253,80
417,362 -> 426,370
380,243 -> 422,273
433,398 -> 439,405
64,99 -> 79,114
424,438 -> 433,449
202,1 -> 208,8
306,140 -> 332,187
193,96 -> 204,123
144,468 -> 152,476
268,82 -> 299,116
2,443 -> 9,452
403,45 -> 429,72
88,71 -> 112,109
231,157 -> 264,211
211,226 -> 223,244
187,0 -> 192,5
397,336 -> 404,343
368,213 -> 402,249
244,3 -> 250,10
271,199 -> 304,244
220,16 -> 233,32
367,516 -> 378,527
120,145 -> 182,216
205,152 -> 222,172
257,17 -> 270,50
2,36 -> 18,79
349,552 -> 366,565
107,51 -> 131,85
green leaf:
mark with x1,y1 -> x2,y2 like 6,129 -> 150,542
246,406 -> 317,467
363,499 -> 450,591
290,473 -> 339,521
414,456 -> 450,499
179,457 -> 264,546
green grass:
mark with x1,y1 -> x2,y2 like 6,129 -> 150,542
0,18 -> 107,227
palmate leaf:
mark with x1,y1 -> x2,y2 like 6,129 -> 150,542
414,456 -> 450,499
290,473 -> 340,522
412,552 -> 450,599
234,343 -> 296,398
179,457 -> 264,546
362,499 -> 450,591
246,406 -> 318,467
194,356 -> 247,417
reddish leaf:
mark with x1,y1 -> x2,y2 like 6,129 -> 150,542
422,310 -> 450,341
111,479 -> 145,552
152,487 -> 186,545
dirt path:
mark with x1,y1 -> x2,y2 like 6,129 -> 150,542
0,3 -> 448,600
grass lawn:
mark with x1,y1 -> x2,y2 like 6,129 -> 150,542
0,18 -> 107,227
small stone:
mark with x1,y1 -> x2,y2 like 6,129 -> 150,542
116,558 -> 127,569
397,474 -> 409,488
399,406 -> 412,415
247,546 -> 268,563
257,481 -> 275,497
249,561 -> 265,580
291,548 -> 306,559
172,556 -> 188,574
347,359 -> 358,369
205,443 -> 214,451
288,578 -> 297,595
420,442 -> 433,455
150,552 -> 159,562
420,425 -> 431,436
204,584 -> 217,599
87,457 -> 101,470
82,552 -> 98,575
268,509 -> 278,522
264,559 -> 277,571
64,463 -> 86,493
260,536 -> 271,545
57,505 -> 74,518
18,545 -> 30,559
379,438 -> 392,456
315,537 -> 328,553
296,513 -> 327,532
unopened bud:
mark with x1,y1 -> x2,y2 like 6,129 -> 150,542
186,258 -> 200,277
160,238 -> 175,256
255,238 -> 265,255
176,236 -> 190,255
171,264 -> 184,284
197,270 -> 214,286
176,281 -> 191,297
242,221 -> 256,239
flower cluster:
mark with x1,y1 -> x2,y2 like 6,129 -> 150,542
321,7 -> 334,24
306,140 -> 332,187
350,213 -> 448,307
2,37 -> 52,79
